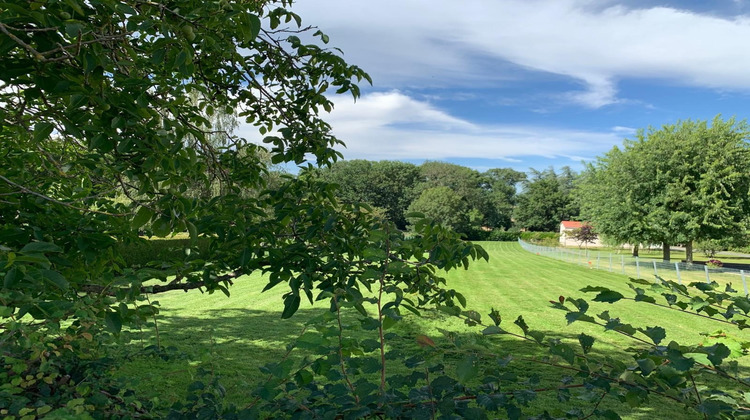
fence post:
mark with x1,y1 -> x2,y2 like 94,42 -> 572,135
636,257 -> 640,279
742,270 -> 748,297
621,255 -> 625,274
597,254 -> 600,270
609,254 -> 613,272
675,262 -> 682,285
653,261 -> 658,277
704,265 -> 710,284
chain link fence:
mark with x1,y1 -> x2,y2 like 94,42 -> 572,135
518,239 -> 750,295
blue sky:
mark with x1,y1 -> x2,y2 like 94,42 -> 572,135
240,0 -> 750,174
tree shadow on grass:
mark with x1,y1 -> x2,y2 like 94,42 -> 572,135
115,305 -> 748,419
116,307 -> 325,407
410,310 -> 750,420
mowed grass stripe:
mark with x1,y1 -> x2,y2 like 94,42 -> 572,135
441,242 -> 743,353
117,241 -> 747,416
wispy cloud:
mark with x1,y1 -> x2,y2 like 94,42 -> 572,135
324,91 -> 624,161
293,0 -> 750,108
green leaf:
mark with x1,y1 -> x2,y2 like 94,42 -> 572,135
33,122 -> 54,142
565,311 -> 596,325
40,269 -> 69,290
239,13 -> 261,43
706,343 -> 731,366
455,355 -> 479,384
105,311 -> 122,334
514,315 -> 529,335
732,298 -> 750,314
132,207 -> 154,229
580,286 -> 610,293
21,241 -> 62,253
281,294 -> 301,319
550,341 -> 576,364
4,267 -> 22,288
489,308 -> 502,326
578,333 -> 595,354
637,358 -> 657,375
638,326 -> 666,345
528,330 -> 545,344
482,325 -> 503,335
593,290 -> 624,303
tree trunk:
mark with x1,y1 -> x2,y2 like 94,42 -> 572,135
632,243 -> 639,257
662,243 -> 670,262
685,241 -> 693,263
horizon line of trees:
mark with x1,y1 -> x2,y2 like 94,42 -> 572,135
314,115 -> 750,258
311,160 -> 580,239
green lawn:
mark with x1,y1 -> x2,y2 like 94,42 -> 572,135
115,242 -> 749,418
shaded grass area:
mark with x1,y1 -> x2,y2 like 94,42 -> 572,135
115,242 -> 749,418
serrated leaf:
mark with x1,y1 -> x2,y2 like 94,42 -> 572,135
489,308 -> 502,326
637,358 -> 656,375
639,326 -> 666,345
456,355 -> 479,384
593,290 -> 624,303
514,315 -> 529,335
732,298 -> 750,314
580,286 -> 610,293
482,325 -> 503,335
706,343 -> 731,366
550,341 -> 576,364
528,330 -> 545,344
566,311 -> 596,325
578,333 -> 595,354
4,267 -> 22,288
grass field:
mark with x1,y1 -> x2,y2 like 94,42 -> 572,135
115,242 -> 749,418
549,244 -> 750,290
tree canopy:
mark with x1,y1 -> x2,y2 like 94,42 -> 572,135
577,116 -> 750,262
0,1 -> 488,416
2,1 -> 749,418
316,160 -> 420,229
514,167 -> 579,232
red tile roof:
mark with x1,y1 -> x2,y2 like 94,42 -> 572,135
561,221 -> 583,229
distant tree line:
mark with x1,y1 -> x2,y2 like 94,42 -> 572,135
313,160 -> 580,239
314,115 -> 750,256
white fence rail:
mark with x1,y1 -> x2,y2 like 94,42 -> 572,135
518,239 -> 749,296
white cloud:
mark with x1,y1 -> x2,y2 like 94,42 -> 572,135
292,0 -> 750,107
323,91 -> 622,161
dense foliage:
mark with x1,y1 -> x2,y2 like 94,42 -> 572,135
2,1 -> 749,419
514,167 -> 579,232
315,160 -> 421,230
317,160 -> 527,238
577,117 -> 750,262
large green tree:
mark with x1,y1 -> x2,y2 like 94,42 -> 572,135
578,117 -> 750,262
407,186 -> 474,234
576,147 -> 653,256
482,168 -> 526,230
514,167 -> 579,231
0,1 -> 488,416
415,161 -> 519,233
317,159 -> 420,229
